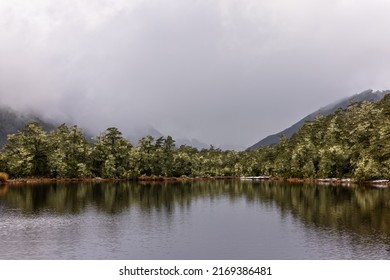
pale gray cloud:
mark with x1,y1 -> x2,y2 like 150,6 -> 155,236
1,0 -> 390,149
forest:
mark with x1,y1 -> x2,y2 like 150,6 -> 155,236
0,94 -> 389,181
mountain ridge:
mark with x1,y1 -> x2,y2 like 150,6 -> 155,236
248,89 -> 390,150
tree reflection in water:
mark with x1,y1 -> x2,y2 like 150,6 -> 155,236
1,181 -> 390,237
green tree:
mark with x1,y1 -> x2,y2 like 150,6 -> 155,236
2,123 -> 49,177
160,136 -> 176,176
172,145 -> 197,177
91,127 -> 134,178
47,124 -> 92,178
137,135 -> 156,176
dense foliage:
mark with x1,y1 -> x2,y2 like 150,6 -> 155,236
0,95 -> 389,180
248,94 -> 390,180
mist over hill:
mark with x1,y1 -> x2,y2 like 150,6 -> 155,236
2,88 -> 388,151
0,105 -> 58,146
0,105 -> 210,150
248,89 -> 390,150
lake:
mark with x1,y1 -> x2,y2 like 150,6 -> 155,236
0,180 -> 389,259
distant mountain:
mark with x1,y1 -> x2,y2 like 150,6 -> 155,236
0,105 -> 210,150
0,105 -> 57,147
127,126 -> 164,146
127,127 -> 209,150
175,138 -> 209,150
248,89 -> 390,150
126,126 -> 164,146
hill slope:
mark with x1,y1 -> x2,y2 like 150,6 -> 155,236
248,89 -> 390,149
0,105 -> 57,147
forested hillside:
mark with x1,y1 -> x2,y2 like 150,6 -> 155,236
245,94 -> 390,180
0,94 -> 389,181
249,89 -> 390,149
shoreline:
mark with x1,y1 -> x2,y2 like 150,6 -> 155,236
3,177 -> 129,185
1,175 -> 389,186
252,176 -> 390,186
1,176 -> 238,185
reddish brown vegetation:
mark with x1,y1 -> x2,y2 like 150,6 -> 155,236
0,172 -> 9,183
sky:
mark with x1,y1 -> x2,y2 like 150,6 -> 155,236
1,0 -> 390,149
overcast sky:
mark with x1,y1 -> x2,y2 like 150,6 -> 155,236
1,0 -> 390,149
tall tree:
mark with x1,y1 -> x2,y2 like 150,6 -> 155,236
2,122 -> 48,177
47,124 -> 92,178
91,127 -> 133,178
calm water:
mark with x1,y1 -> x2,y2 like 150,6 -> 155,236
0,180 -> 390,259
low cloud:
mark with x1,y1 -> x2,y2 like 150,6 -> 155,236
1,0 -> 390,148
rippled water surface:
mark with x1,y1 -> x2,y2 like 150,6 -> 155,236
1,181 -> 390,259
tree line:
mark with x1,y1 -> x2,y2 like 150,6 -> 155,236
0,94 -> 389,180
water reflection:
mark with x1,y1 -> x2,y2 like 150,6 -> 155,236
1,181 -> 390,259
1,181 -> 390,237
0,181 -> 248,214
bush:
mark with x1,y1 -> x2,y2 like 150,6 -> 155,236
0,172 -> 9,183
